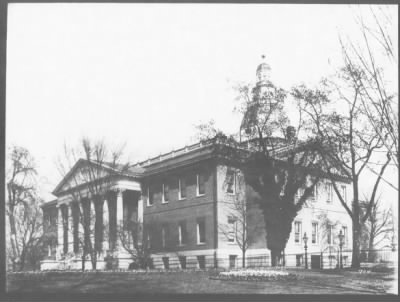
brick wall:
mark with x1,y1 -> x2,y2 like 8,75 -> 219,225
143,162 -> 216,253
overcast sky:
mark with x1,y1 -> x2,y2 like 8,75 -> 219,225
6,3 -> 398,205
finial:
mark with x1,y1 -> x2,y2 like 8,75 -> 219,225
261,54 -> 266,60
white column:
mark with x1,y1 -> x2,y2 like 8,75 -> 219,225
115,189 -> 124,251
90,200 -> 96,245
78,202 -> 84,255
67,203 -> 74,253
138,198 -> 143,224
103,199 -> 109,252
137,197 -> 144,248
116,189 -> 124,225
57,206 -> 64,259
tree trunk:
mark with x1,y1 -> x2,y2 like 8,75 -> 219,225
8,209 -> 20,262
81,249 -> 86,271
20,249 -> 25,271
351,219 -> 361,269
242,249 -> 246,268
94,197 -> 103,253
271,249 -> 282,267
91,251 -> 97,270
368,230 -> 375,262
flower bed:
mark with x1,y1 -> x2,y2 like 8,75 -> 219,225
212,269 -> 300,282
7,268 -> 221,279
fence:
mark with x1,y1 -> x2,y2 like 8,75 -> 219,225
227,248 -> 397,270
38,248 -> 397,271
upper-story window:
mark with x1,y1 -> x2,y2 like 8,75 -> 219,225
296,188 -> 304,200
197,173 -> 206,196
197,218 -> 206,244
228,216 -> 237,243
162,183 -> 169,203
341,185 -> 347,203
147,187 -> 153,206
312,222 -> 318,244
294,221 -> 302,243
178,178 -> 187,200
327,183 -> 333,203
226,169 -> 236,194
310,184 -> 318,201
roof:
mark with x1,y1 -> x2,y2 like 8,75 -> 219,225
40,199 -> 58,209
52,158 -> 145,196
48,135 -> 351,205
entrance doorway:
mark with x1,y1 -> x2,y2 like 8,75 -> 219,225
229,255 -> 237,269
311,255 -> 321,269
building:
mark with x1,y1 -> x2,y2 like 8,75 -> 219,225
40,60 -> 353,270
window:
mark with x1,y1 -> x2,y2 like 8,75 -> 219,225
311,184 -> 319,201
178,178 -> 186,200
178,221 -> 187,246
162,257 -> 169,269
341,185 -> 347,203
229,255 -> 237,269
197,173 -> 206,196
294,221 -> 302,243
226,169 -> 236,194
197,255 -> 206,269
147,187 -> 153,206
197,218 -> 206,244
312,222 -> 318,244
327,225 -> 333,245
327,183 -> 333,203
162,183 -> 169,203
228,216 -> 237,243
307,183 -> 319,201
342,226 -> 348,246
296,188 -> 303,200
146,233 -> 151,250
296,254 -> 303,267
179,256 -> 186,269
161,226 -> 166,248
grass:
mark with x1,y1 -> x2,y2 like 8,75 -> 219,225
6,267 -> 397,294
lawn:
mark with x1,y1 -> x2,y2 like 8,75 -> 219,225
6,267 -> 397,295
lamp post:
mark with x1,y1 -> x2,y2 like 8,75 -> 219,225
338,230 -> 344,269
303,232 -> 308,269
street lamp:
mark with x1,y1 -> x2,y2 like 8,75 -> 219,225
338,230 -> 344,269
303,232 -> 308,269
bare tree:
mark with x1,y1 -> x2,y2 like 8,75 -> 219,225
234,77 -> 335,266
340,5 -> 398,169
195,75 -> 331,266
218,170 -> 263,268
6,146 -> 43,271
118,220 -> 156,269
361,198 -> 394,261
56,137 -> 130,270
294,63 -> 392,268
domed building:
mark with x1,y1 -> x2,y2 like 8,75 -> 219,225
40,59 -> 353,271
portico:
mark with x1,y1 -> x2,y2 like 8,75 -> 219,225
48,159 -> 145,269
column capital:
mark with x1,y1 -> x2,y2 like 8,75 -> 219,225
112,187 -> 126,195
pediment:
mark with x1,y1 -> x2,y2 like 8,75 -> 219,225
53,159 -> 117,195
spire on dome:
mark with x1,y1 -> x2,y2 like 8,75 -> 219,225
256,54 -> 271,85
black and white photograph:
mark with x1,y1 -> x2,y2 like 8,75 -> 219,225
2,1 -> 398,296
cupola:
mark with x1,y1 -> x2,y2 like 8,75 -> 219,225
256,54 -> 271,85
